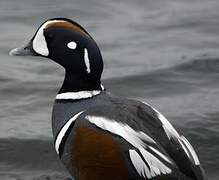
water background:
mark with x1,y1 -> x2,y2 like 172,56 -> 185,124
0,0 -> 219,179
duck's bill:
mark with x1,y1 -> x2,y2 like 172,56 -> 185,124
9,42 -> 37,56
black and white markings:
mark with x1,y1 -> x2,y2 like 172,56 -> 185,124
56,90 -> 101,100
84,48 -> 91,73
86,115 -> 157,147
129,148 -> 172,179
153,109 -> 200,166
149,146 -> 173,164
33,20 -> 62,56
67,41 -> 91,74
85,115 -> 173,179
56,84 -> 104,100
55,111 -> 84,155
32,20 -> 92,74
149,104 -> 180,140
66,42 -> 90,74
179,136 -> 200,165
67,41 -> 77,49
142,101 -> 201,166
54,101 -> 201,178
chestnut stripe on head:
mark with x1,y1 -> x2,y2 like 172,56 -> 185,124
46,20 -> 90,37
32,19 -> 90,56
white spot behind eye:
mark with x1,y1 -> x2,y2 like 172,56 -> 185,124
67,41 -> 77,49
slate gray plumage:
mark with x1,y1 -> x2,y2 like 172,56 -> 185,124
52,91 -> 206,180
10,18 -> 207,180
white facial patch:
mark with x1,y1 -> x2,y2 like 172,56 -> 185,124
67,41 -> 77,49
84,48 -> 91,73
32,20 -> 64,56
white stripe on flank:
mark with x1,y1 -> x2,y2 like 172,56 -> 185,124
180,136 -> 200,165
84,48 -> 91,73
56,90 -> 101,100
55,111 -> 84,154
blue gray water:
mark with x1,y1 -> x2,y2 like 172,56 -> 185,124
0,0 -> 219,179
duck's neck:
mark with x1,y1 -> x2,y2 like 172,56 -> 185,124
58,70 -> 102,94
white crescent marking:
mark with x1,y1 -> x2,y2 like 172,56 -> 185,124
33,20 -> 64,56
55,111 -> 84,154
84,48 -> 91,73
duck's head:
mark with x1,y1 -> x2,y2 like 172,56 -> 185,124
10,18 -> 103,93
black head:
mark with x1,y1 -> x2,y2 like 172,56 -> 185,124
10,18 -> 103,92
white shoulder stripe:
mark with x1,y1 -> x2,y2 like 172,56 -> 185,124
55,111 -> 84,154
180,136 -> 200,165
86,115 -> 157,148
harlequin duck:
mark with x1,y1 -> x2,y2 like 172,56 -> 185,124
10,18 -> 207,180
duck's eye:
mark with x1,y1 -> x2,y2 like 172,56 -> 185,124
47,33 -> 54,40
67,41 -> 77,50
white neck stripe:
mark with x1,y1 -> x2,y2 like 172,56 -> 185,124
56,90 -> 101,100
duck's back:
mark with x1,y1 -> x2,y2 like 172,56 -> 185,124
52,92 -> 206,180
